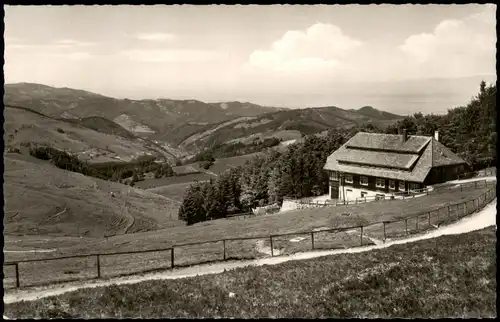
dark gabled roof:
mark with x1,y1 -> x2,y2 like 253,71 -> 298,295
346,132 -> 430,153
337,148 -> 420,170
431,139 -> 467,167
323,132 -> 467,183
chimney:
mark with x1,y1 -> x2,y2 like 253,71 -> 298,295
402,129 -> 408,142
434,130 -> 439,142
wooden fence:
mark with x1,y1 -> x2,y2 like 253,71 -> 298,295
285,179 -> 491,207
458,167 -> 497,180
3,183 -> 496,290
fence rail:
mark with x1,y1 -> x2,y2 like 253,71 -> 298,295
458,167 -> 496,180
3,183 -> 496,290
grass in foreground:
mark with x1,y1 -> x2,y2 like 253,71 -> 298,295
5,226 -> 497,319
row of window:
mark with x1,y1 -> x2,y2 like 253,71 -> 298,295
332,172 -> 407,191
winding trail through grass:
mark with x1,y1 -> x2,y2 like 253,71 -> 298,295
4,198 -> 496,305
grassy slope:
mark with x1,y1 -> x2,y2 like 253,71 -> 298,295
133,172 -> 216,189
5,226 -> 496,319
4,106 -> 174,163
2,185 -> 491,288
208,153 -> 263,175
145,182 -> 197,202
3,154 -> 183,238
6,185 -> 485,260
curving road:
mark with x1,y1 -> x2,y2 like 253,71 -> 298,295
4,198 -> 496,305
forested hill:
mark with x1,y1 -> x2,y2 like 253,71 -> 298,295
385,80 -> 496,169
178,81 -> 496,225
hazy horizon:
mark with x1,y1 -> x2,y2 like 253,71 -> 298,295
4,4 -> 497,115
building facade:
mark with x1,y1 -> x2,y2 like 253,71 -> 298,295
323,130 -> 468,201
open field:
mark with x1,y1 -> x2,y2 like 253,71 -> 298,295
3,155 -> 183,239
3,184 -> 492,288
133,172 -> 215,189
208,152 -> 262,175
134,152 -> 265,196
4,225 -> 496,318
144,182 -> 195,202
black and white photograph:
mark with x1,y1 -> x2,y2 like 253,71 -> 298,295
2,3 -> 497,319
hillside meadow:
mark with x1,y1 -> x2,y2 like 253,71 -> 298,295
3,184 -> 490,289
3,154 -> 183,239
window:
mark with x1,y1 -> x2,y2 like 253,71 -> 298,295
346,189 -> 353,192
361,191 -> 367,197
389,180 -> 396,190
360,176 -> 368,186
345,174 -> 353,184
330,171 -> 338,181
409,183 -> 419,191
376,178 -> 385,188
399,181 -> 405,191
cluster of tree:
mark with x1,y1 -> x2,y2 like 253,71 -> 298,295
178,81 -> 496,225
178,127 -> 356,225
28,147 -> 175,184
178,172 -> 242,225
385,81 -> 496,170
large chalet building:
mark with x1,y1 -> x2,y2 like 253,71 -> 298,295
323,130 -> 468,201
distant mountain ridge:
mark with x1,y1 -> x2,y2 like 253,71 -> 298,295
176,105 -> 404,153
4,83 -> 284,136
4,82 -> 404,155
350,106 -> 403,120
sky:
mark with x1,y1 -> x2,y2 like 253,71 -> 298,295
4,5 -> 497,114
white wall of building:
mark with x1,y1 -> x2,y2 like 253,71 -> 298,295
337,183 -> 394,201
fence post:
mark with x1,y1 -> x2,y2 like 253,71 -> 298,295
171,248 -> 175,268
96,255 -> 101,279
428,212 -> 431,228
405,219 -> 408,235
383,222 -> 386,241
223,240 -> 226,261
416,216 -> 419,231
475,181 -> 478,189
15,263 -> 20,288
311,231 -> 315,250
270,236 -> 274,257
359,226 -> 363,246
447,205 -> 450,220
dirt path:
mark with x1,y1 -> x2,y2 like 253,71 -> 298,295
122,202 -> 135,234
255,240 -> 281,256
40,207 -> 67,225
4,198 -> 496,305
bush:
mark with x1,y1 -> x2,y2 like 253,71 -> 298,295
200,160 -> 214,170
56,128 -> 65,133
7,147 -> 21,154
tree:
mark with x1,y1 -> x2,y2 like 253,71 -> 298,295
178,183 -> 207,225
